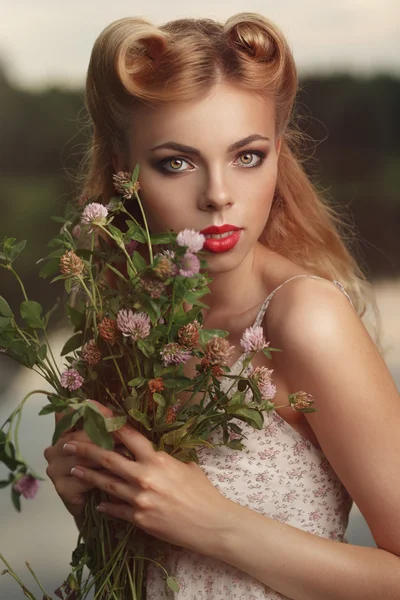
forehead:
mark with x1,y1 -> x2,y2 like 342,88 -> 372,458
128,83 -> 275,150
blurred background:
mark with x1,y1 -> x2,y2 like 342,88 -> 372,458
0,1 -> 399,598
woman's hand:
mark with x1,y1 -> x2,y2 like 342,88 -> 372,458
63,401 -> 232,556
44,411 -> 104,520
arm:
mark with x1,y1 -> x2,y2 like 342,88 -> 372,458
208,279 -> 400,599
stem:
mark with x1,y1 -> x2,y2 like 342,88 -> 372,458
97,225 -> 137,276
111,355 -> 128,396
0,263 -> 29,303
7,390 -> 52,460
42,329 -> 61,377
133,191 -> 153,265
25,562 -> 50,598
0,554 -> 36,600
77,276 -> 96,307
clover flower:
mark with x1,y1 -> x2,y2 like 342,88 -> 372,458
148,378 -> 164,393
116,309 -> 151,340
160,343 -> 192,366
59,250 -> 85,277
81,339 -> 101,366
179,252 -> 200,277
176,229 -> 205,253
112,171 -> 141,200
154,255 -> 177,280
60,369 -> 84,391
81,202 -> 108,227
240,325 -> 269,353
290,391 -> 315,412
204,336 -> 235,366
178,321 -> 200,349
98,317 -> 120,345
13,475 -> 39,499
250,366 -> 277,400
140,275 -> 165,299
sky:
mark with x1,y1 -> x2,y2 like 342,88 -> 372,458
0,0 -> 399,91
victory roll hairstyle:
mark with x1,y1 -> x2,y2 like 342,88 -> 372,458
74,12 -> 383,351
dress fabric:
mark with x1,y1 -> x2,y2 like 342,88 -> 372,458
146,275 -> 354,599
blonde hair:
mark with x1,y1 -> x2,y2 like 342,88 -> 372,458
74,12 -> 384,353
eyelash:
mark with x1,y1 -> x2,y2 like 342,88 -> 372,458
156,150 -> 267,175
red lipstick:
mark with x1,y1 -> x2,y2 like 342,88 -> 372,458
199,224 -> 242,253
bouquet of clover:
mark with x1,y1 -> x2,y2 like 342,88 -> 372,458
0,165 -> 316,600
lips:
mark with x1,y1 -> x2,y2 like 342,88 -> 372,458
199,224 -> 242,253
200,224 -> 240,235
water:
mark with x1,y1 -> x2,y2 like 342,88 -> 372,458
0,281 -> 399,599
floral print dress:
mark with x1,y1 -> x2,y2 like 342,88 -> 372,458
146,276 -> 354,599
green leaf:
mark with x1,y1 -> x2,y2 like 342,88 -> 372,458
66,305 -> 85,331
132,163 -> 140,184
83,404 -> 114,450
9,240 -> 27,263
0,316 -> 11,333
128,409 -> 151,430
0,475 -> 13,489
107,224 -> 124,242
105,416 -> 127,432
152,393 -> 165,406
226,405 -> 264,430
61,332 -> 83,356
124,394 -> 140,412
166,577 -> 180,593
20,300 -> 45,329
0,296 -> 13,317
149,232 -> 176,245
11,488 -> 21,512
162,376 -> 192,391
230,391 -> 245,405
38,344 -> 47,361
52,409 -> 83,445
198,328 -> 229,345
127,377 -> 146,388
39,257 -> 61,279
160,417 -> 197,446
132,251 -> 147,271
226,439 -> 245,450
38,404 -> 57,416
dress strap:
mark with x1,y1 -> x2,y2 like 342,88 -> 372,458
253,274 -> 354,328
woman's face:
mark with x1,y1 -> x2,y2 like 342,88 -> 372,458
120,81 -> 280,273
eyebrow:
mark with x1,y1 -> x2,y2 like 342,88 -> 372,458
150,133 -> 270,155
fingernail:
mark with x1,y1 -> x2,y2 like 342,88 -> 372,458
71,467 -> 84,478
96,503 -> 106,512
63,443 -> 77,454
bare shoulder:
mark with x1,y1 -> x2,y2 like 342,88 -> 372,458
262,274 -> 400,556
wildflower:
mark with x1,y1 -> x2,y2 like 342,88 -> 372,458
140,275 -> 165,299
71,225 -> 82,239
240,325 -> 269,354
81,202 -> 108,227
250,366 -> 277,400
178,321 -> 200,349
81,339 -> 101,366
13,475 -> 39,499
112,171 -> 141,200
98,317 -> 120,345
153,255 -> 177,280
60,250 -> 85,277
179,252 -> 200,277
176,229 -> 205,253
116,309 -> 151,340
161,343 -> 192,366
161,249 -> 175,260
60,369 -> 84,391
290,391 -> 315,412
125,240 -> 139,256
204,336 -> 235,366
166,406 -> 178,424
148,378 -> 164,393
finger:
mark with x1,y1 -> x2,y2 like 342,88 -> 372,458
63,440 -> 140,483
86,400 -> 155,462
70,465 -> 138,505
96,501 -> 135,525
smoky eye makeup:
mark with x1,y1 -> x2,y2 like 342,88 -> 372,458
153,149 -> 268,175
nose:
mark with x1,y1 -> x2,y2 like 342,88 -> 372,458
197,166 -> 234,212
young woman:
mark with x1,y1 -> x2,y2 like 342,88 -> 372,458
44,12 -> 400,599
